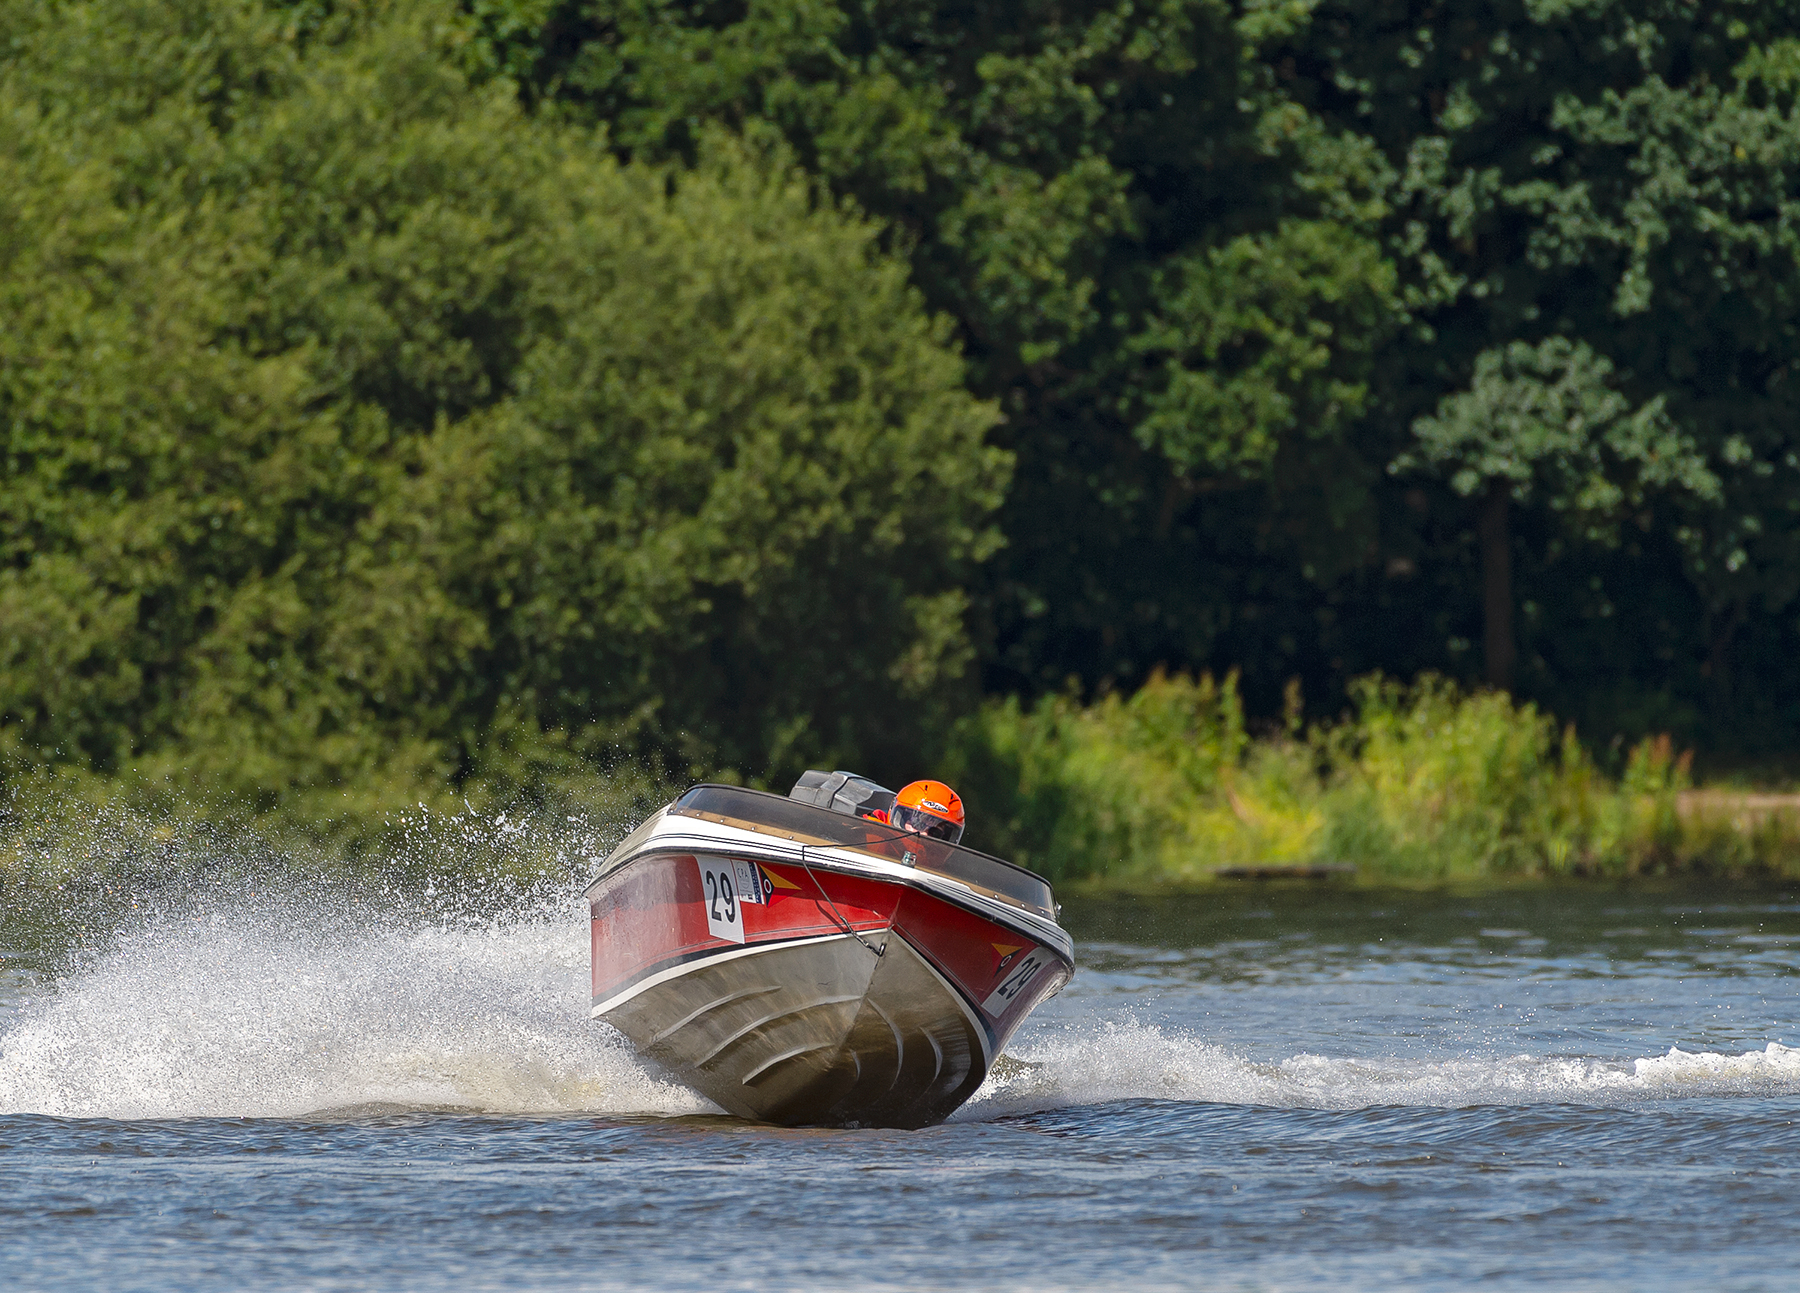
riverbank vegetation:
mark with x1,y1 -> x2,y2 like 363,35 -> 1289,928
0,0 -> 1002,828
8,673 -> 1797,893
6,0 -> 1800,879
947,673 -> 1800,883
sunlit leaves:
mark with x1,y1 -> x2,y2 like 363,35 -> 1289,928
1132,218 -> 1398,478
1407,337 -> 1719,542
0,0 -> 1004,821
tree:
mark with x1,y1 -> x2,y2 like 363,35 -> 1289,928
1405,338 -> 1718,689
480,0 -> 1411,706
0,0 -> 1004,823
1278,0 -> 1800,735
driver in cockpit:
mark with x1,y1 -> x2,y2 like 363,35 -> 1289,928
884,780 -> 965,845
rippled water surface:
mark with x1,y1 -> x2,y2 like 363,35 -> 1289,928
3,882 -> 1798,1290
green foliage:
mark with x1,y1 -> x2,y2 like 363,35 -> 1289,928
0,0 -> 1004,835
8,0 -> 1800,843
1280,0 -> 1800,717
1132,218 -> 1400,479
480,0 -> 1411,698
1406,337 -> 1719,539
467,0 -> 1800,749
943,670 -> 1251,879
945,670 -> 1799,883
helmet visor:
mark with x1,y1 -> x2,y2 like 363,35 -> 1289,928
890,803 -> 963,845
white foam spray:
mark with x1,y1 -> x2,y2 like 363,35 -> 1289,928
0,895 -> 709,1120
963,1018 -> 1800,1117
5,897 -> 1797,1122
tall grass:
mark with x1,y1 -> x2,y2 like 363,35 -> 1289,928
6,671 -> 1794,896
943,672 -> 1800,883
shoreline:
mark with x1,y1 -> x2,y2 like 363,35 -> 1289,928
1059,865 -> 1800,899
5,785 -> 1800,898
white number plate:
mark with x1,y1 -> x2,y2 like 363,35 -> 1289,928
982,946 -> 1050,1012
695,857 -> 762,943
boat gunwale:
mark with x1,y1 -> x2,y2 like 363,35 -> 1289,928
585,821 -> 1073,962
669,784 -> 1057,909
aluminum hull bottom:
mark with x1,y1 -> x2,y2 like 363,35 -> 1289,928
600,931 -> 987,1129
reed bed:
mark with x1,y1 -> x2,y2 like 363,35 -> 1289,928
5,672 -> 1797,896
943,672 -> 1800,884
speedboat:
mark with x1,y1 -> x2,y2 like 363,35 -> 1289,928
586,774 -> 1074,1127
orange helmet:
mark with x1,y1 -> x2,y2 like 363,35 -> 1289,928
890,780 -> 965,844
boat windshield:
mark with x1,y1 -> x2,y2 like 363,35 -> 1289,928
668,784 -> 1058,922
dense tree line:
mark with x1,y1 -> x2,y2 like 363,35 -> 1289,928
3,0 -> 1800,828
478,0 -> 1800,752
0,0 -> 1001,820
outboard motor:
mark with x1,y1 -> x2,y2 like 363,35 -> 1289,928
789,770 -> 896,821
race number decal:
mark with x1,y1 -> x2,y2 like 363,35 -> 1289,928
982,946 -> 1050,1012
695,857 -> 758,943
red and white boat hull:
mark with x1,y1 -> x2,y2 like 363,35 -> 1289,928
587,791 -> 1073,1127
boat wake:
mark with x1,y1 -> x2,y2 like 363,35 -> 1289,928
3,900 -> 1796,1121
964,1020 -> 1800,1117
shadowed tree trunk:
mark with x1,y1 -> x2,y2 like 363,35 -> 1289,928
1479,483 -> 1514,692
1704,600 -> 1746,719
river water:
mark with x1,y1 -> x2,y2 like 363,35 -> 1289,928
2,880 -> 1797,1290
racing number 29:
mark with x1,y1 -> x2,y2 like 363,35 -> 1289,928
707,868 -> 736,925
696,857 -> 748,944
